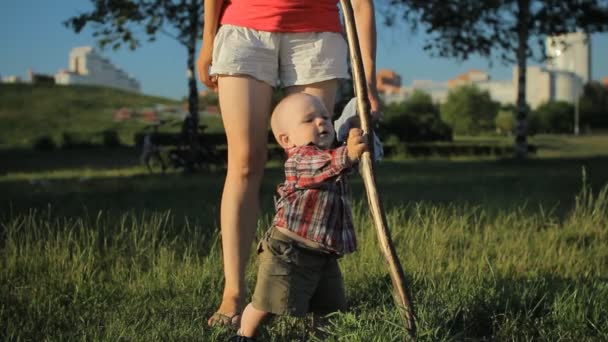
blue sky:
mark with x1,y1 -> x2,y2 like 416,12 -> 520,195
1,0 -> 607,100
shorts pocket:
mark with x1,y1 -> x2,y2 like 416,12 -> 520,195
265,237 -> 297,265
264,257 -> 292,276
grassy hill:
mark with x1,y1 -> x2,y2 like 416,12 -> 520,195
0,83 -> 183,149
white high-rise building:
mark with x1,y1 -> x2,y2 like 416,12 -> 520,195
546,31 -> 591,83
378,32 -> 591,108
55,46 -> 140,92
507,32 -> 590,108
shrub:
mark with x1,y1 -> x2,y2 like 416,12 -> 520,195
32,135 -> 56,151
102,130 -> 121,148
61,132 -> 95,149
380,91 -> 452,142
531,101 -> 574,134
579,81 -> 608,130
198,91 -> 219,109
495,110 -> 515,135
380,111 -> 452,142
440,85 -> 500,135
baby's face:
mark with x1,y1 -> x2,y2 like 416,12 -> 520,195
286,97 -> 335,149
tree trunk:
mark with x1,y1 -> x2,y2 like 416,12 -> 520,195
178,0 -> 202,173
514,0 -> 530,159
187,46 -> 199,128
187,0 -> 200,129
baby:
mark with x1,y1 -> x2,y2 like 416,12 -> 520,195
231,93 -> 367,341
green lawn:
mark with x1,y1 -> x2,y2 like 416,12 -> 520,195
1,135 -> 608,340
0,83 -> 225,149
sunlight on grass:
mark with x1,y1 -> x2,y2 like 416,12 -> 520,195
0,167 -> 148,182
532,134 -> 608,158
1,182 -> 607,340
1,133 -> 607,340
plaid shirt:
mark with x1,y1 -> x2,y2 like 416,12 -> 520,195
272,144 -> 357,254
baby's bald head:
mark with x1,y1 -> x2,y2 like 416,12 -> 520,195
271,93 -> 331,149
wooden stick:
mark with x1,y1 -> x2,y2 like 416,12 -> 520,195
339,0 -> 416,338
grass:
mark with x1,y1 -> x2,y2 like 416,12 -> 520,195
454,134 -> 608,159
1,181 -> 607,340
1,126 -> 608,339
0,83 -> 225,149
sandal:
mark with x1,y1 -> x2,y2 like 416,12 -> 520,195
208,311 -> 241,328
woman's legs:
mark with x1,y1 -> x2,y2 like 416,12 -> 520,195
285,79 -> 338,115
210,77 -> 337,326
210,75 -> 273,325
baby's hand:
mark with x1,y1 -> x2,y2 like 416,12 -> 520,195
346,128 -> 368,164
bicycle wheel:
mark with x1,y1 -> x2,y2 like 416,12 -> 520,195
144,152 -> 166,174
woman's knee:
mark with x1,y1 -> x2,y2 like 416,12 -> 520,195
227,149 -> 267,180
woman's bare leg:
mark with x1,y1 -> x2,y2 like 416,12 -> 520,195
285,79 -> 338,115
209,76 -> 273,326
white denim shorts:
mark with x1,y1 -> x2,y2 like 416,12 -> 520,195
210,24 -> 349,88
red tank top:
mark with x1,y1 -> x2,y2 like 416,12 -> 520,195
220,0 -> 342,33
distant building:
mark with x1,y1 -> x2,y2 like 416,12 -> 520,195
476,80 -> 515,105
515,66 -> 550,109
376,69 -> 410,104
377,69 -> 402,94
517,32 -> 591,109
410,79 -> 449,103
2,75 -> 22,83
2,69 -> 55,85
449,69 -> 515,105
447,69 -> 489,88
55,46 -> 140,92
380,31 -> 590,108
28,69 -> 55,85
546,31 -> 591,84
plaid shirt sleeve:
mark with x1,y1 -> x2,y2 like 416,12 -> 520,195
292,145 -> 351,189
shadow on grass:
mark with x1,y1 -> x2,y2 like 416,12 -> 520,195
346,273 -> 608,340
0,147 -> 141,174
2,152 -> 608,221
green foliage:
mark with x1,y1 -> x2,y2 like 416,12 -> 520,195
579,81 -> 608,130
389,0 -> 608,157
380,90 -> 452,142
495,109 -> 516,135
198,92 -> 219,110
102,130 -> 122,148
390,1 -> 608,66
61,132 -> 95,149
32,136 -> 56,151
530,101 -> 574,134
440,85 -> 499,135
64,0 -> 204,51
402,90 -> 439,116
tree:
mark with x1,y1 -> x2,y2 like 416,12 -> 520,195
495,109 -> 516,135
531,101 -> 574,133
440,85 -> 500,135
381,90 -> 452,142
402,90 -> 440,117
579,81 -> 608,130
389,0 -> 608,158
65,0 -> 204,133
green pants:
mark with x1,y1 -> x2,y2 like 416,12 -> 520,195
251,228 -> 347,317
